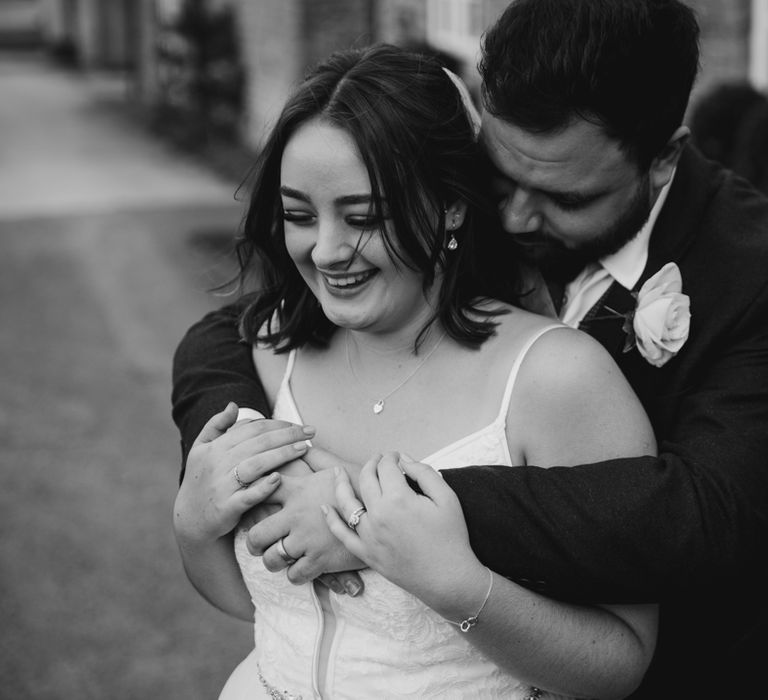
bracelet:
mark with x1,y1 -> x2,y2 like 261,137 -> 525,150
451,568 -> 494,633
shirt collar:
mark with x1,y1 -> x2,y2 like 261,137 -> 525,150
599,170 -> 675,291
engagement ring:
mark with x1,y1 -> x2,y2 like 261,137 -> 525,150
347,506 -> 367,531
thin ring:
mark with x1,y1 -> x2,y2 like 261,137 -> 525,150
276,537 -> 297,565
347,506 -> 367,531
233,465 -> 249,490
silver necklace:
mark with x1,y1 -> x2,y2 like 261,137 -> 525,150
345,330 -> 447,415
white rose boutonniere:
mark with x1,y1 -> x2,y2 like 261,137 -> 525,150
625,262 -> 691,367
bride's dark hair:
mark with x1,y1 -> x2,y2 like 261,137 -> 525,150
235,43 -> 520,351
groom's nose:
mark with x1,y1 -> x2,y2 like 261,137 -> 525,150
498,187 -> 542,234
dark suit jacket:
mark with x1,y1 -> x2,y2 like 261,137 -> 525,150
171,146 -> 768,697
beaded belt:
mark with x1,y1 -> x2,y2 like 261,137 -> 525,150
257,664 -> 303,700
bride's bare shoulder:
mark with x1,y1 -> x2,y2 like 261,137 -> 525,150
511,320 -> 631,408
486,306 -> 623,388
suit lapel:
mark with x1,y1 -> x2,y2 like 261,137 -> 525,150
638,146 -> 716,288
581,146 -> 714,364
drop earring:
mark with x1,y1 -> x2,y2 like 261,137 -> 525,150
446,211 -> 459,250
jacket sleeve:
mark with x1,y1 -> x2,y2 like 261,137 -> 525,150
171,300 -> 270,478
170,290 -> 768,604
443,279 -> 768,603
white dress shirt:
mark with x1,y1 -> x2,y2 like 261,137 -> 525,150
560,174 -> 675,328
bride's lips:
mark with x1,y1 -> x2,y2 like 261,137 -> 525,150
319,268 -> 379,295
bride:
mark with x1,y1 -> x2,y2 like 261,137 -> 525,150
174,44 -> 657,699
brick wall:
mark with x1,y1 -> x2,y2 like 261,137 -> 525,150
235,0 -> 378,148
375,0 -> 427,45
688,0 -> 753,111
235,0 -> 303,148
231,0 -> 762,147
302,0 -> 375,68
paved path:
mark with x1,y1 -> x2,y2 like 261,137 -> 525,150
0,54 -> 237,219
0,53 -> 254,699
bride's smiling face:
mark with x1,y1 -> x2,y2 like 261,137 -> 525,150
280,118 -> 437,335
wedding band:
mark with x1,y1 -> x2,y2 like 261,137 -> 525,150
233,465 -> 249,490
347,506 -> 367,531
276,537 -> 297,565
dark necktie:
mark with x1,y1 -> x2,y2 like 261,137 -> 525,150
579,281 -> 638,354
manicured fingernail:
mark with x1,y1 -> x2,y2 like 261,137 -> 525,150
267,473 -> 280,483
346,581 -> 362,597
303,425 -> 315,436
320,504 -> 329,516
226,401 -> 237,411
294,441 -> 309,451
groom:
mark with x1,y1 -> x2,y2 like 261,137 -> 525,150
172,0 -> 768,696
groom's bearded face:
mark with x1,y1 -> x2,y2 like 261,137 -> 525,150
519,178 -> 651,282
481,113 -> 655,282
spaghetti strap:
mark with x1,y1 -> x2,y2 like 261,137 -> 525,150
497,324 -> 565,420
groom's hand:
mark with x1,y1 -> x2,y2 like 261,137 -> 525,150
247,470 -> 365,593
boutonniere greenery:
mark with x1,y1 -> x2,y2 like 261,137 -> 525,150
603,262 -> 691,367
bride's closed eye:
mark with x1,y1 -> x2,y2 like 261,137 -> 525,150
346,214 -> 387,229
282,209 -> 315,224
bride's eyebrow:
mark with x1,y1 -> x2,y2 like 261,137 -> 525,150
335,194 -> 381,206
279,188 -> 382,206
280,186 -> 309,202
280,187 -> 388,214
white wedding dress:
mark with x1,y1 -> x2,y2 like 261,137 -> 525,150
220,325 -> 573,699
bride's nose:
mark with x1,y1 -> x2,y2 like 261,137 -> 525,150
311,220 -> 357,269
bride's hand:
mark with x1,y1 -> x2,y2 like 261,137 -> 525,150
322,452 -> 483,612
175,403 -> 314,544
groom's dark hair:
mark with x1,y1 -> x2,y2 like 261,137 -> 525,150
480,0 -> 700,169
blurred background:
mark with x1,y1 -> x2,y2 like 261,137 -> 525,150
0,1 -> 766,698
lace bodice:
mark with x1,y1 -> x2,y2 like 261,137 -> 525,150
222,325 -> 574,699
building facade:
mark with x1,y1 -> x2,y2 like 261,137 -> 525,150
229,0 -> 767,147
38,0 -> 139,69
31,0 -> 768,151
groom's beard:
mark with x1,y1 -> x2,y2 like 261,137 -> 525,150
515,175 -> 652,284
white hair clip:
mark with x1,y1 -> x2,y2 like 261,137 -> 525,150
442,67 -> 481,137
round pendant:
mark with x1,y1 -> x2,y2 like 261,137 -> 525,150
373,400 -> 384,414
